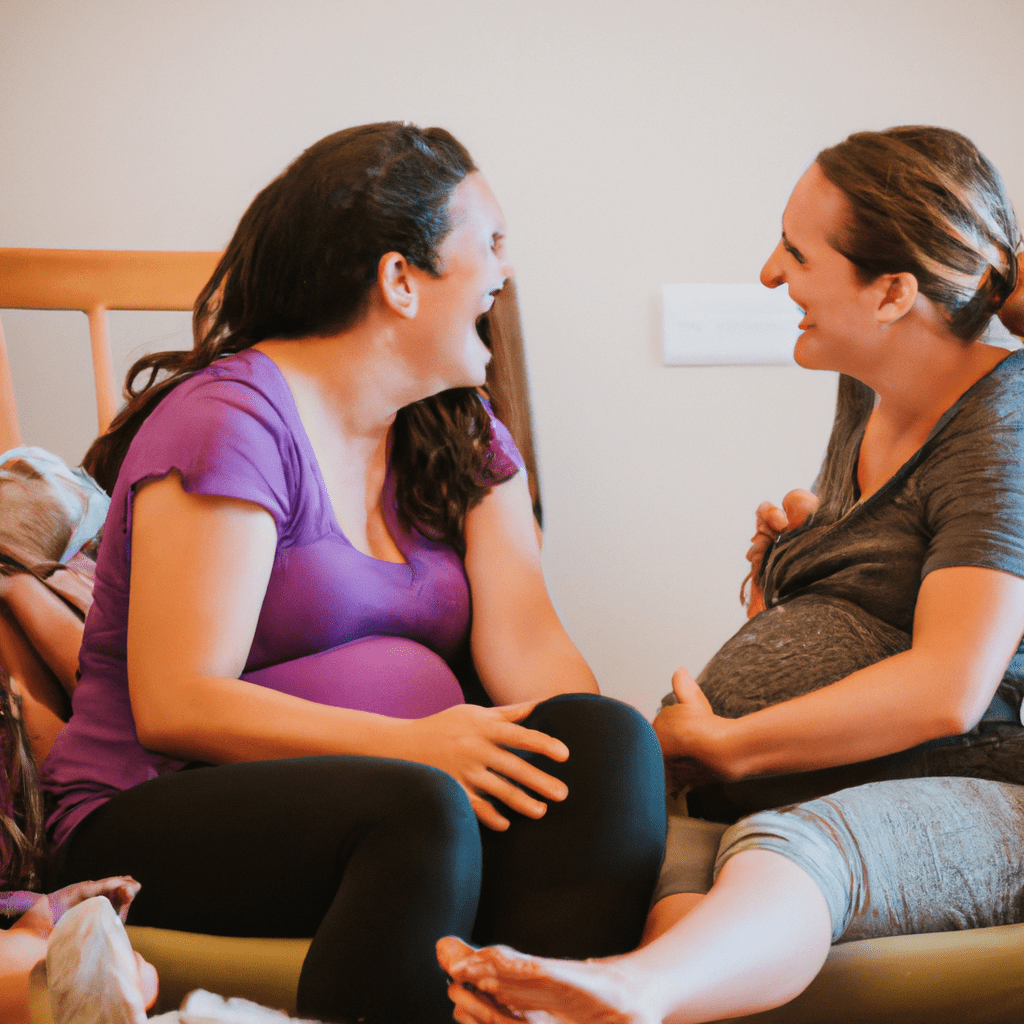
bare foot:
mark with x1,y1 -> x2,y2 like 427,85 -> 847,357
437,937 -> 656,1024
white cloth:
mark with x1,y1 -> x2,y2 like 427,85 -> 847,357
45,896 -> 148,1024
152,989 -> 321,1024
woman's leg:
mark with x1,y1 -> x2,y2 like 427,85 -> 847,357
57,756 -> 482,1024
440,776 -> 1024,1024
439,850 -> 831,1024
640,815 -> 727,944
473,694 -> 666,958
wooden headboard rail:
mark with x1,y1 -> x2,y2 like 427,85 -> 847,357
0,248 -> 221,451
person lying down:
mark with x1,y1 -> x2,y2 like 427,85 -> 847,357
0,876 -> 156,1024
0,878 -> 324,1024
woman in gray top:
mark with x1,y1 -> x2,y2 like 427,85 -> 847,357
437,125 -> 1024,1023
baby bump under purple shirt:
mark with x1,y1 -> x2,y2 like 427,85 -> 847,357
42,349 -> 523,849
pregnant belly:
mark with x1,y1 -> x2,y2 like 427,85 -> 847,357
698,595 -> 910,719
242,635 -> 465,719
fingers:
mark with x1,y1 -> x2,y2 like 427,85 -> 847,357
440,938 -> 526,1024
781,489 -> 819,530
488,742 -> 568,799
47,876 -> 141,923
467,750 -> 570,830
496,703 -> 571,761
671,667 -> 708,710
438,935 -> 477,974
415,704 -> 572,830
747,492 -> 817,604
448,981 -> 525,1024
468,789 -> 513,831
755,500 -> 789,537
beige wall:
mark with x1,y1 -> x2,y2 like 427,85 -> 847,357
2,0 -> 1022,714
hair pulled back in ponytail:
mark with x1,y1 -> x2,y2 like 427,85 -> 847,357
816,126 -> 1021,341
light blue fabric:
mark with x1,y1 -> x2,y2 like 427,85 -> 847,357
0,446 -> 109,562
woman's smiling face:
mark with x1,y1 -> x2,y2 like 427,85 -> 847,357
760,163 -> 888,379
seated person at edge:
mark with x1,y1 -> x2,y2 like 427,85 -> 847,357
439,125 -> 1024,1023
0,877 -> 157,1024
35,123 -> 666,1024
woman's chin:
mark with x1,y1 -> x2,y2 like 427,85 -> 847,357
792,334 -> 832,372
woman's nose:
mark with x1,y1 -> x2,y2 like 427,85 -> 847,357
760,242 -> 785,289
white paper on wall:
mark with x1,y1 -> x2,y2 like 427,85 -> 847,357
662,283 -> 800,366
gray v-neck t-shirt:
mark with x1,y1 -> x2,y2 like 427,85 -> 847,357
691,348 -> 1024,819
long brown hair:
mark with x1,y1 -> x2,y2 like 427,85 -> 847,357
84,123 -> 538,548
0,673 -> 45,890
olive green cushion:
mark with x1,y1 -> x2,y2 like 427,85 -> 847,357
124,921 -> 1024,1023
726,921 -> 1024,1023
124,927 -> 310,1014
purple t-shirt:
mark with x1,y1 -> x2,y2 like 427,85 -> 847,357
42,349 -> 523,848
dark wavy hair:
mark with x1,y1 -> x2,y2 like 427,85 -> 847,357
83,122 -> 531,548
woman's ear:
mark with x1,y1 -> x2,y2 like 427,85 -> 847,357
377,252 -> 419,319
876,271 -> 919,324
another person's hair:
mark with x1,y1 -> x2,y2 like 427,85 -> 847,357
1,674 -> 45,891
816,125 -> 1020,343
84,122 -> 534,548
813,126 -> 1022,518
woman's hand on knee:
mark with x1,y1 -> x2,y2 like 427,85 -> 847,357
402,702 -> 569,831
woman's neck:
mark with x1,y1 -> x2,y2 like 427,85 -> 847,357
856,333 -> 1008,500
252,333 -> 414,561
254,327 -> 416,444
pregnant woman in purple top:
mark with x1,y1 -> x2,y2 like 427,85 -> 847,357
38,123 -> 665,1023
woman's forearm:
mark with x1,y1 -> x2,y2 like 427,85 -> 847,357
465,473 -> 599,704
715,650 -> 971,778
0,573 -> 83,694
130,672 -> 420,764
474,618 -> 599,706
664,566 -> 1024,779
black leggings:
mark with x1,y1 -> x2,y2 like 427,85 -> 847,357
56,694 -> 666,1023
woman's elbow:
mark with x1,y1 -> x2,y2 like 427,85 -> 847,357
131,708 -> 177,755
129,682 -> 192,756
930,684 -> 997,739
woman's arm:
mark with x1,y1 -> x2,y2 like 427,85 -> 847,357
0,573 -> 84,694
463,471 -> 598,706
656,565 -> 1024,779
0,605 -> 69,764
127,473 -> 571,830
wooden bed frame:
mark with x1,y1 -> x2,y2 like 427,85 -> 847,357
0,248 -> 221,450
3,248 -> 1024,1021
1,248 -> 310,1014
